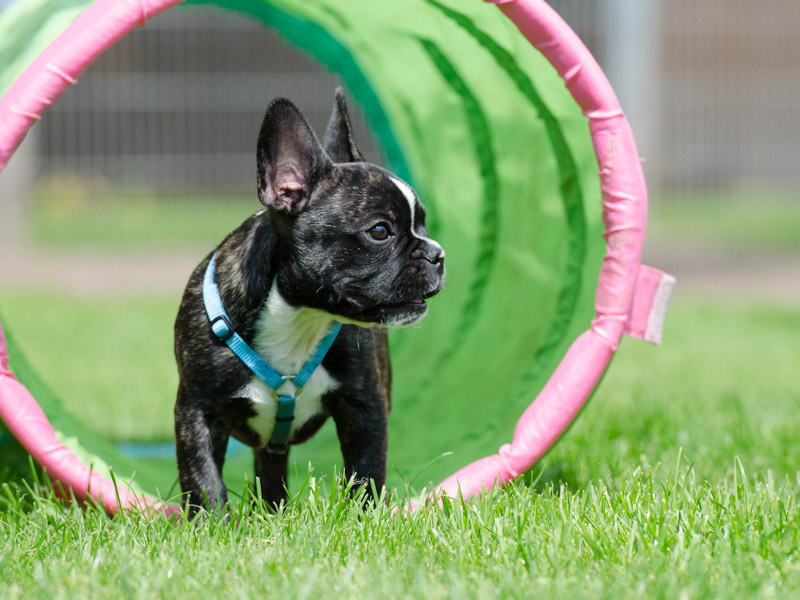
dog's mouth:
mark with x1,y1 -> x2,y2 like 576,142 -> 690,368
386,297 -> 428,314
345,292 -> 429,311
343,290 -> 435,326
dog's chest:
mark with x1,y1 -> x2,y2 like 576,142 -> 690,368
235,289 -> 339,447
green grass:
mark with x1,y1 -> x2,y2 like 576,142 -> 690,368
0,455 -> 798,598
28,186 -> 800,254
0,291 -> 179,442
30,188 -> 256,249
2,294 -> 799,475
2,188 -> 799,596
1,294 -> 799,596
651,189 -> 800,255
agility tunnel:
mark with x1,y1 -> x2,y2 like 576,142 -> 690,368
0,0 -> 673,513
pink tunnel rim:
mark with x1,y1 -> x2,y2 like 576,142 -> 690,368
432,0 -> 649,498
0,0 -> 649,511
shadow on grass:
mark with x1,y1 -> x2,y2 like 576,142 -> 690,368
0,424 -> 31,485
524,461 -> 585,493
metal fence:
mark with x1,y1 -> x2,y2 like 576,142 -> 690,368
27,1 -> 800,195
554,0 -> 800,190
661,0 -> 800,189
35,6 -> 380,196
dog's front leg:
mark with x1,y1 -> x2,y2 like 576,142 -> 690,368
175,388 -> 230,518
330,394 -> 388,501
253,448 -> 288,510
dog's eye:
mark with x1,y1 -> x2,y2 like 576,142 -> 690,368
367,223 -> 391,241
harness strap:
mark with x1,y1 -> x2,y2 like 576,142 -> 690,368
270,394 -> 296,453
202,253 -> 341,453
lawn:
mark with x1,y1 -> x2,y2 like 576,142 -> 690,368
1,294 -> 799,597
1,454 -> 796,599
29,185 -> 256,250
650,189 -> 800,256
26,185 -> 800,255
1,191 -> 799,597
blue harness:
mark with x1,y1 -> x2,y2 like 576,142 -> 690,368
202,253 -> 341,453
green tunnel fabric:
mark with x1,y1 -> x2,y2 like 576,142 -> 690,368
0,0 -> 603,493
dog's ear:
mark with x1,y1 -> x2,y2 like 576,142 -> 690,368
257,98 -> 331,215
322,88 -> 364,164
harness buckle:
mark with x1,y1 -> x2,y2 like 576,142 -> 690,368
209,315 -> 234,342
271,374 -> 300,399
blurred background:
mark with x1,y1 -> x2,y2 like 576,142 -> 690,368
1,0 -> 798,299
0,0 -> 797,477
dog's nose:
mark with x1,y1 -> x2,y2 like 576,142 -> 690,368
413,242 -> 445,266
428,247 -> 445,276
424,247 -> 445,274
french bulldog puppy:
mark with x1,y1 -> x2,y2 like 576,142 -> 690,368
174,89 -> 445,516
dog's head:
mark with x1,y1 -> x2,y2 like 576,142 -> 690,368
256,89 -> 445,327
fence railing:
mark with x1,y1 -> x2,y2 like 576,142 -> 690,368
26,1 -> 800,195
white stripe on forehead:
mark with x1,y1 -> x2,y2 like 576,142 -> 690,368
389,176 -> 419,235
389,175 -> 444,255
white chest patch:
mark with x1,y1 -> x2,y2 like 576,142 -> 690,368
235,287 -> 340,447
